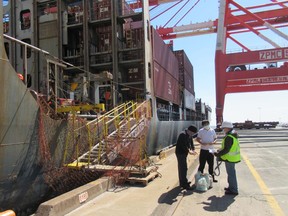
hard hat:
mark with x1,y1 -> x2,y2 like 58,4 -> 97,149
221,121 -> 233,128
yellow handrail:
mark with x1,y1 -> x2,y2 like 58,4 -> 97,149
105,102 -> 136,125
66,100 -> 151,168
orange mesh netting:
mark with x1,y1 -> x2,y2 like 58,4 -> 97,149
36,97 -> 153,192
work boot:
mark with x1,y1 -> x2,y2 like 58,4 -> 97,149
212,175 -> 218,183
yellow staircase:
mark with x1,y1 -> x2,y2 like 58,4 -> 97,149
65,100 -> 152,170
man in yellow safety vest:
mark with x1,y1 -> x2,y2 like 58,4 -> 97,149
214,121 -> 241,195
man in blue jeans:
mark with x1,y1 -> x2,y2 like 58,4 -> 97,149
214,121 -> 241,195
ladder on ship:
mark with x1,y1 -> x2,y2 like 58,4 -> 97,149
64,100 -> 153,177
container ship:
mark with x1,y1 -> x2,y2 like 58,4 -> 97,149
1,0 -> 211,214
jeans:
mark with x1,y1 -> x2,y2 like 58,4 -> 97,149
225,161 -> 238,193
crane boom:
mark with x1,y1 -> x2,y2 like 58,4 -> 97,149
157,6 -> 288,40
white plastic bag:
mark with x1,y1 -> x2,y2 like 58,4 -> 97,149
194,171 -> 212,192
203,173 -> 213,189
196,177 -> 208,192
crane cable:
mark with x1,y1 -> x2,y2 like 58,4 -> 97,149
163,0 -> 191,27
174,0 -> 202,27
150,0 -> 184,21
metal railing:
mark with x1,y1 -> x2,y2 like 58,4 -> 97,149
65,99 -> 151,168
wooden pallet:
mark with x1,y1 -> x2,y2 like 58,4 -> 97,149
126,171 -> 159,186
88,164 -> 158,176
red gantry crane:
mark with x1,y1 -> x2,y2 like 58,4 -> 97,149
153,0 -> 288,124
215,0 -> 288,123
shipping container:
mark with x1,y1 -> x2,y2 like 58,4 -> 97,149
183,88 -> 196,110
123,23 -> 144,49
153,61 -> 180,105
174,50 -> 195,95
152,28 -> 179,81
127,66 -> 143,82
93,25 -> 112,52
90,0 -> 111,21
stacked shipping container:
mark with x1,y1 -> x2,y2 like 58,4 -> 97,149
174,50 -> 196,111
90,0 -> 111,21
152,28 -> 197,117
152,28 -> 180,105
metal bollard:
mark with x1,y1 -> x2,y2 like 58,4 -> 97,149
0,210 -> 16,216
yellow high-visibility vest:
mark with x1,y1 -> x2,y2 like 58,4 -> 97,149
220,134 -> 241,162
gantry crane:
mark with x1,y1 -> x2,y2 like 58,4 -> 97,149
215,0 -> 288,123
153,0 -> 288,124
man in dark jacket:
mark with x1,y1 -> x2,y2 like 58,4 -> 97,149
175,125 -> 198,190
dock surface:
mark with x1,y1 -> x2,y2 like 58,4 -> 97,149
38,128 -> 288,216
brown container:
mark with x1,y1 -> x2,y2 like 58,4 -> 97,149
174,50 -> 194,95
153,61 -> 180,105
123,21 -> 144,48
174,50 -> 193,76
152,28 -> 179,81
91,0 -> 111,20
184,70 -> 194,95
127,66 -> 143,82
94,26 -> 112,52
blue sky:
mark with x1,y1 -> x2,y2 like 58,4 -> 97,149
150,0 -> 288,126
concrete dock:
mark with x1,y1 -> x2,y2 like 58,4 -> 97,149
36,128 -> 288,216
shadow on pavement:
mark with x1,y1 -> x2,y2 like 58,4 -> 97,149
202,195 -> 236,212
158,186 -> 190,205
